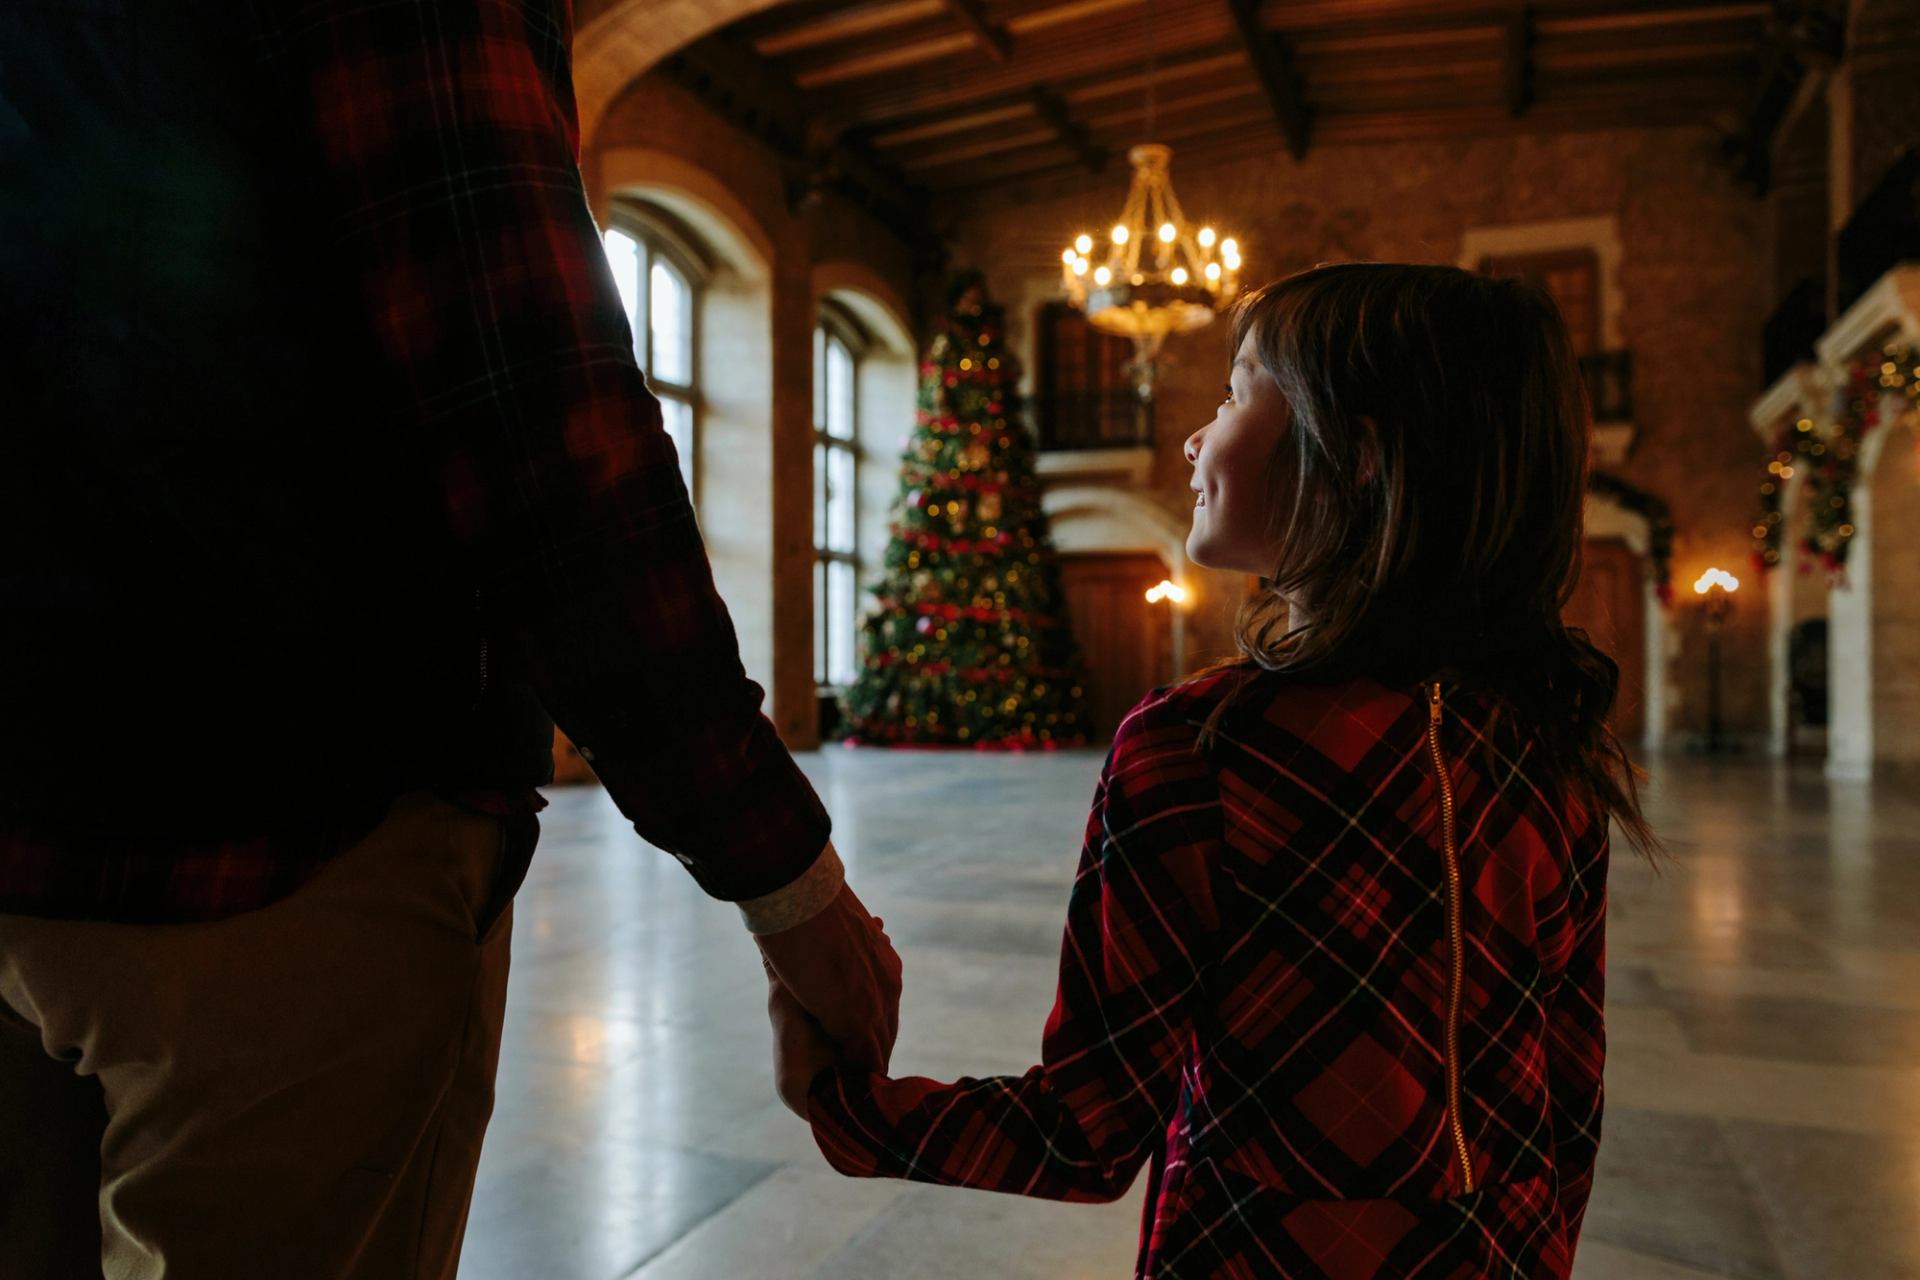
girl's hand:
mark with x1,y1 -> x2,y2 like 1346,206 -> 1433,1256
766,964 -> 847,1119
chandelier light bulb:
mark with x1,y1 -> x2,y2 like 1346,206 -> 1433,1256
1061,247 -> 1077,265
1057,143 -> 1244,405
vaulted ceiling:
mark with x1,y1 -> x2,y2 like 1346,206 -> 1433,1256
641,0 -> 1820,236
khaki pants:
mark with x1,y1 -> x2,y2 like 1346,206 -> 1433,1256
0,792 -> 519,1280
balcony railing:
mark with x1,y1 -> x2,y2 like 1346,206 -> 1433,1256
1035,390 -> 1153,452
1836,147 -> 1919,315
1580,349 -> 1634,424
1763,276 -> 1828,387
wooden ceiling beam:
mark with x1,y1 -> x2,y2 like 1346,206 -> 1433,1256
1028,86 -> 1110,173
895,131 -> 1062,173
796,30 -> 981,87
1058,50 -> 1248,107
660,34 -> 932,244
1227,0 -> 1311,159
870,100 -> 1038,147
931,75 -> 1753,203
870,80 -> 1256,171
811,0 -> 1233,126
1726,1 -> 1843,194
941,0 -> 1015,62
747,1 -> 945,58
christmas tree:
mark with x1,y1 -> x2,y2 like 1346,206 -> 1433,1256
842,273 -> 1090,748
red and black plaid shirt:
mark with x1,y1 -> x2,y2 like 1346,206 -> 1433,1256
0,0 -> 828,921
810,668 -> 1608,1279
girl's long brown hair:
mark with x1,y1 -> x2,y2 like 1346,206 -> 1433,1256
1215,262 -> 1658,859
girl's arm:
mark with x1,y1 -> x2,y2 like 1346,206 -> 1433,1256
803,697 -> 1221,1203
1544,826 -> 1608,1247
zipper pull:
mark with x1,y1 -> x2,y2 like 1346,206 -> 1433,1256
1428,681 -> 1443,724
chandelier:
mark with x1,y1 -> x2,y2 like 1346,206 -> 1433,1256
1059,142 -> 1241,401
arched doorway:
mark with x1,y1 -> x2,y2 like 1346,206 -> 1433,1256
1579,487 -> 1670,751
1042,488 -> 1192,741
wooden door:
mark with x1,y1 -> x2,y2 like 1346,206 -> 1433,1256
1059,553 -> 1175,741
1562,538 -> 1645,738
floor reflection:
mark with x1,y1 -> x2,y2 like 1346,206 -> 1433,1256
457,750 -> 1920,1280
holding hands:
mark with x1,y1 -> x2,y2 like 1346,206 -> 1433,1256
755,882 -> 900,1117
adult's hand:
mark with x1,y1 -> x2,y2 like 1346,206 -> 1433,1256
765,973 -> 840,1119
756,882 -> 901,1073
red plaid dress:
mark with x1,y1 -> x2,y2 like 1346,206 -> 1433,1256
809,666 -> 1608,1278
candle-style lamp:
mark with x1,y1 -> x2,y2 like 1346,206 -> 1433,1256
1694,567 -> 1740,753
1145,579 -> 1191,679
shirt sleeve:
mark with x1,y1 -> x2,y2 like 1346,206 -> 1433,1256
805,699 -> 1220,1202
1544,825 -> 1608,1246
270,0 -> 829,906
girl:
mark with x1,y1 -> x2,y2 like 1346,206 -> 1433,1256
773,262 -> 1655,1278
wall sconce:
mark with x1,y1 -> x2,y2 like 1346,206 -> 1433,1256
1693,567 -> 1739,752
1145,579 -> 1189,606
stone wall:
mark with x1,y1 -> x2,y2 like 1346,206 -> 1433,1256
1869,419 -> 1920,763
946,126 -> 1771,739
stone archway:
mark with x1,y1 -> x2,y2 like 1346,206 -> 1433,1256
1042,487 -> 1193,732
1763,466 -> 1829,757
1580,491 -> 1670,752
1867,418 -> 1920,766
574,0 -> 785,151
1829,401 -> 1920,778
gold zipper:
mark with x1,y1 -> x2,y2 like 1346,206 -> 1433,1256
1427,681 -> 1476,1194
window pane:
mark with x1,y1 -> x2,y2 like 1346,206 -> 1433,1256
813,326 -> 827,429
829,560 -> 858,687
650,259 -> 692,384
814,558 -> 828,686
827,443 -> 856,555
813,443 -> 828,551
659,394 -> 694,497
827,336 -> 855,440
603,228 -> 641,354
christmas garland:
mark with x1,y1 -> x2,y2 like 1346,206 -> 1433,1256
1748,413 -> 1824,573
1752,343 -> 1920,576
1588,470 -> 1677,605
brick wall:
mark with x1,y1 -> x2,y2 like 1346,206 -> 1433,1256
947,126 -> 1772,738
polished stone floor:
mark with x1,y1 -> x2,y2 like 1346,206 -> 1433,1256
457,750 -> 1920,1280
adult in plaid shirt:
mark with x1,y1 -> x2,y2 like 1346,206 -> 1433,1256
0,3 -> 898,1277
774,265 -> 1656,1278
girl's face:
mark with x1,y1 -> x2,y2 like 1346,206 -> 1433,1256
1184,333 -> 1291,575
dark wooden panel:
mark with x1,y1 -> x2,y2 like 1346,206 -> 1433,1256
1060,553 -> 1175,740
1563,537 -> 1646,739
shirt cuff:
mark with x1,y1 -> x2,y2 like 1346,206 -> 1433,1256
735,841 -> 845,935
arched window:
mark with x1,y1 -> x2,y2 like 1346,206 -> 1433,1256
814,305 -> 865,689
602,206 -> 704,495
